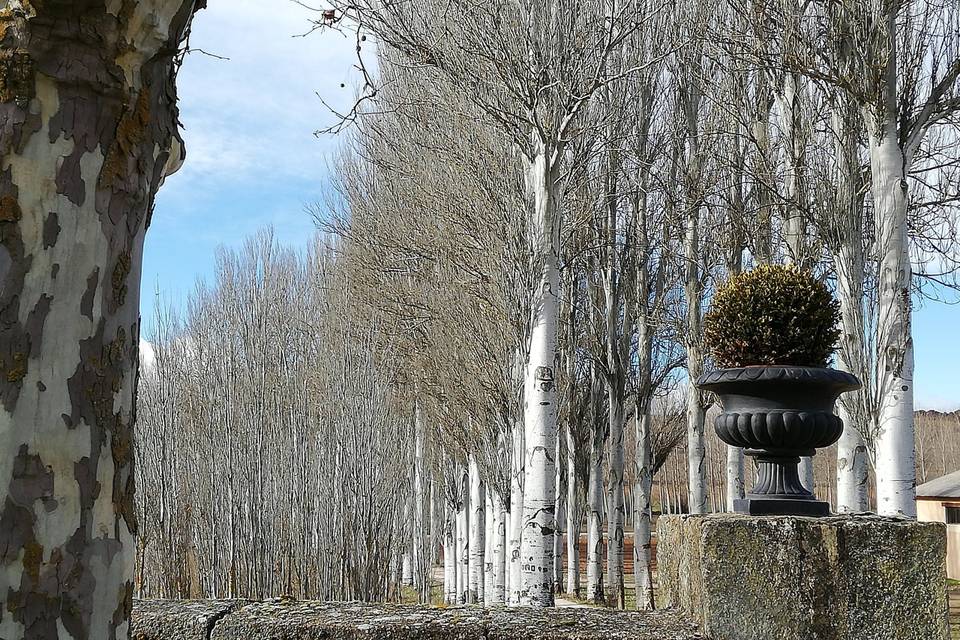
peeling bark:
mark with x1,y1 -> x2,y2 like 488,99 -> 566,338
0,2 -> 199,638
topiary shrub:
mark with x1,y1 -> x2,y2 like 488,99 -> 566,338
703,264 -> 841,369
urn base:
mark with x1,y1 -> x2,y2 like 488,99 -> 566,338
733,497 -> 830,517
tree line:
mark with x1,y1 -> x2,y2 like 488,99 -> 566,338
134,0 -> 960,610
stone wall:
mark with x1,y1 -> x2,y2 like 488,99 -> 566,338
658,514 -> 951,640
132,599 -> 705,640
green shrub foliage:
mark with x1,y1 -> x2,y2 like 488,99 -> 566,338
703,264 -> 842,368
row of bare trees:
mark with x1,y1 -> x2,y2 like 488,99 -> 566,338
136,234 -> 411,600
307,0 -> 960,609
132,0 -> 960,612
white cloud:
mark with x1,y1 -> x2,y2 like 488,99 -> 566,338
164,0 -> 360,194
915,393 -> 960,413
139,339 -> 157,374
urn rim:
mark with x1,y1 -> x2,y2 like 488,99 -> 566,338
695,365 -> 861,393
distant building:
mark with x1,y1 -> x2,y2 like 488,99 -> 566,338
916,470 -> 960,579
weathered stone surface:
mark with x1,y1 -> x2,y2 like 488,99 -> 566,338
133,599 -> 246,640
657,514 -> 950,640
132,599 -> 704,640
486,607 -> 706,639
211,602 -> 489,640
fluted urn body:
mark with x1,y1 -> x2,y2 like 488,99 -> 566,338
696,366 -> 861,516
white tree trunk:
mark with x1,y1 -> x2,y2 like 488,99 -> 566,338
508,418 -> 524,604
553,434 -> 566,594
444,517 -> 457,604
831,98 -> 872,514
799,457 -> 815,496
487,490 -> 507,605
503,506 -> 512,601
565,421 -> 581,597
606,392 -> 626,608
633,412 -> 655,610
777,77 -> 816,498
468,456 -> 485,604
586,429 -> 605,604
484,487 -> 494,604
726,446 -> 745,511
456,475 -> 470,604
401,554 -> 413,587
520,145 -> 559,607
0,3 -> 197,637
867,127 -> 916,518
412,400 -> 428,600
777,72 -> 808,267
686,380 -> 707,514
836,406 -> 869,512
683,171 -> 707,514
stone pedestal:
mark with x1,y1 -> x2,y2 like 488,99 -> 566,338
657,514 -> 950,640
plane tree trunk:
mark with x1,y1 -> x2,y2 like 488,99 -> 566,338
0,2 -> 199,638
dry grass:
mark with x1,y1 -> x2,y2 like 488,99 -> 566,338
949,579 -> 960,640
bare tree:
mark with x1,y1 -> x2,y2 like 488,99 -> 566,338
745,0 -> 960,517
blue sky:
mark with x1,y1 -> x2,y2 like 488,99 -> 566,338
143,2 -> 960,412
142,0 -> 355,323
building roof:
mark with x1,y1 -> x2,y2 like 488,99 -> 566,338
916,470 -> 960,499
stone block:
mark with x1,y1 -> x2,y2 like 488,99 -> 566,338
657,514 -> 950,640
132,599 -> 705,640
132,599 -> 245,640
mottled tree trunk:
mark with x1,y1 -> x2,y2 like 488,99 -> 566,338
0,2 -> 199,638
836,407 -> 869,511
799,457 -> 815,496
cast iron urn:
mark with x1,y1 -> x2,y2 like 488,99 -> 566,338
696,366 -> 861,516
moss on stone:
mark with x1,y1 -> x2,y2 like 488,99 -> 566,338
658,514 -> 950,640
